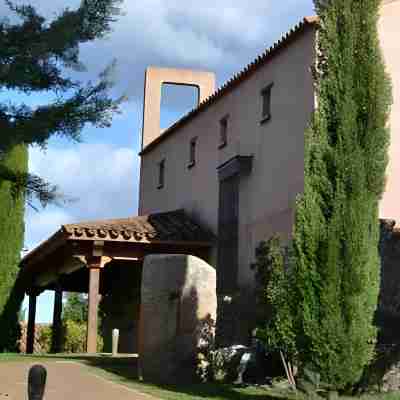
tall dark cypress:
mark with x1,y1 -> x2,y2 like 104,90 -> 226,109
291,0 -> 392,387
0,145 -> 27,351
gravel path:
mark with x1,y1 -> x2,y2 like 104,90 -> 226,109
0,360 -> 155,400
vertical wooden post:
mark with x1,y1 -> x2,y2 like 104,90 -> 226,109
27,294 -> 37,354
137,303 -> 144,381
87,266 -> 100,354
51,287 -> 63,353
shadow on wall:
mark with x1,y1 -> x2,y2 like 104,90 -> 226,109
376,220 -> 400,345
100,260 -> 143,354
358,221 -> 400,390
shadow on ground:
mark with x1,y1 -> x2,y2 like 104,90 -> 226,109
9,354 -> 279,400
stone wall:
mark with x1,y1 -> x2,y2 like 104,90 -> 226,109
140,254 -> 217,383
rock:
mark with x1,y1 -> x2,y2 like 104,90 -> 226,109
140,254 -> 217,384
211,345 -> 249,382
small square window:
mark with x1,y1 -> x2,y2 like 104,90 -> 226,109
219,116 -> 229,149
261,83 -> 273,123
158,159 -> 165,189
188,137 -> 197,168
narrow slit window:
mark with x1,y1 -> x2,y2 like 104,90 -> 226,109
158,159 -> 165,189
219,116 -> 228,149
261,83 -> 273,123
189,137 -> 197,168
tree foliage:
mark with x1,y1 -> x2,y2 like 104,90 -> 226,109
62,293 -> 88,324
253,237 -> 296,357
0,0 -> 124,204
259,0 -> 392,390
0,144 -> 27,351
0,0 -> 122,351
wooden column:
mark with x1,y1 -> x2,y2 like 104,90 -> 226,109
86,259 -> 101,354
137,303 -> 144,381
51,287 -> 63,353
27,294 -> 37,354
85,250 -> 111,354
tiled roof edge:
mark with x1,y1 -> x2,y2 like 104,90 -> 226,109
139,16 -> 318,156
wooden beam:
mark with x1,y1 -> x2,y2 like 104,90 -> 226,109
27,294 -> 37,354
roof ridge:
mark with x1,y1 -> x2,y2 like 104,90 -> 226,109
140,16 -> 318,156
62,209 -> 186,230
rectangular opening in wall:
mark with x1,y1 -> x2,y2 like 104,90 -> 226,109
161,84 -> 199,130
189,137 -> 197,168
219,116 -> 228,149
261,83 -> 273,123
158,159 -> 165,189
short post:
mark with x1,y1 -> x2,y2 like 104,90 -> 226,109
28,365 -> 47,400
112,328 -> 119,356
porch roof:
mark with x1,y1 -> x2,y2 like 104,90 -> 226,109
20,209 -> 215,282
63,209 -> 213,243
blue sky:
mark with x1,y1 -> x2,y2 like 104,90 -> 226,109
1,0 -> 315,322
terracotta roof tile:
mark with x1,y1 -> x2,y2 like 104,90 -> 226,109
62,209 -> 214,243
140,16 -> 318,156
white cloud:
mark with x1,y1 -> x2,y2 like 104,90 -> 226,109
1,0 -> 315,101
25,143 -> 139,250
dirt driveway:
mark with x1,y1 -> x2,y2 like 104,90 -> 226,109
0,360 -> 155,400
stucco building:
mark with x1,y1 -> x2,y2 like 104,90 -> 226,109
20,1 -> 400,353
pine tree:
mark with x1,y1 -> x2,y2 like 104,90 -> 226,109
291,0 -> 392,388
0,0 -> 123,351
0,0 -> 123,205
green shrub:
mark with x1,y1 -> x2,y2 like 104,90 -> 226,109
38,325 -> 53,354
63,320 -> 103,353
253,237 -> 296,359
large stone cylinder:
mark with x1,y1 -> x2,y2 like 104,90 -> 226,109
140,254 -> 216,383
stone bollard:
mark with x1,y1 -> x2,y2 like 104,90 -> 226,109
112,328 -> 119,357
28,365 -> 47,400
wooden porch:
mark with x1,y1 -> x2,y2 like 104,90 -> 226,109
19,210 -> 214,354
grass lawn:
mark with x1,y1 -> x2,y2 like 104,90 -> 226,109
0,354 -> 399,400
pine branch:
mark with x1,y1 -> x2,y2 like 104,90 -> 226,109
0,0 -> 122,92
0,164 -> 61,208
0,77 -> 125,154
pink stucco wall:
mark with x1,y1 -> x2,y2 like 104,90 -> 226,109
139,26 -> 316,287
379,0 -> 400,223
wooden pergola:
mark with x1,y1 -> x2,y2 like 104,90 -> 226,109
20,210 -> 214,354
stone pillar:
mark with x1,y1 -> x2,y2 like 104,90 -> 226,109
27,294 -> 37,354
51,287 -> 63,353
87,264 -> 100,354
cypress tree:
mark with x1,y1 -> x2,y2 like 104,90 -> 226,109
261,0 -> 392,389
0,145 -> 27,351
291,0 -> 392,388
